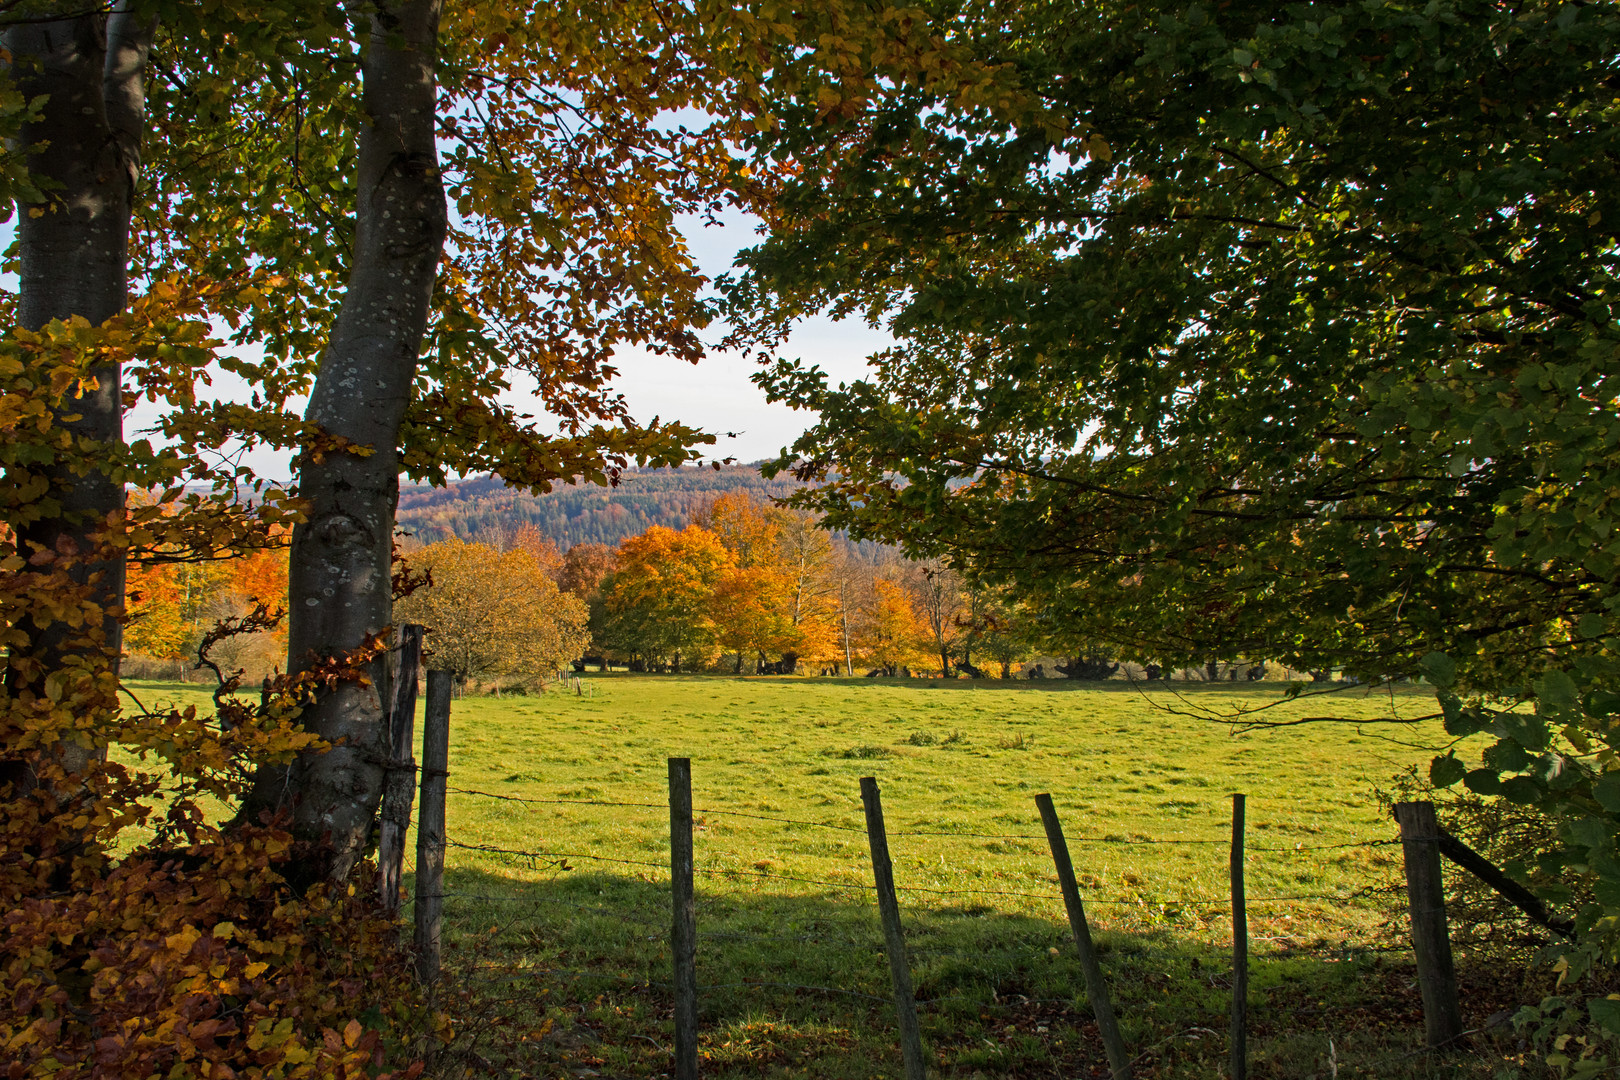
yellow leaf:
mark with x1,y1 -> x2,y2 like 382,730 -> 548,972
166,925 -> 202,954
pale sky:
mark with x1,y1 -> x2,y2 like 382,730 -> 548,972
596,207 -> 887,469
112,208 -> 887,484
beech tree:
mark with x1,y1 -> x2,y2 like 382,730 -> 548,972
0,5 -> 156,791
396,538 -> 588,688
596,524 -> 731,671
855,578 -> 928,677
130,2 -> 766,874
735,0 -> 1620,993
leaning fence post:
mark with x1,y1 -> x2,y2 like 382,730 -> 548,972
1034,793 -> 1131,1080
1393,801 -> 1463,1048
1229,793 -> 1248,1080
669,758 -> 699,1080
414,669 -> 452,985
860,776 -> 928,1080
379,623 -> 424,912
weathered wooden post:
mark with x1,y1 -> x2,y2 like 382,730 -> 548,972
1393,801 -> 1463,1048
860,776 -> 928,1080
669,758 -> 699,1080
414,669 -> 452,985
1035,793 -> 1131,1080
379,623 -> 424,912
1229,793 -> 1248,1080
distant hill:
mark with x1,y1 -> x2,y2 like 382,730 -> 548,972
395,465 -> 807,549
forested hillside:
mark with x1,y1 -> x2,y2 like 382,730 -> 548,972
396,465 -> 805,548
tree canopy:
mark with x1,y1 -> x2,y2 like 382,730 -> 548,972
397,538 -> 588,687
734,0 -> 1620,972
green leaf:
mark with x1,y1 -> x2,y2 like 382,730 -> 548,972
1569,815 -> 1613,853
1536,669 -> 1579,711
1430,752 -> 1467,788
1589,997 -> 1620,1037
1441,695 -> 1489,736
1592,774 -> 1620,814
1463,768 -> 1502,795
1484,738 -> 1531,773
1595,878 -> 1620,908
1501,776 -> 1543,805
1419,651 -> 1456,688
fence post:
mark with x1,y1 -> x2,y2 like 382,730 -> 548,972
860,776 -> 928,1080
379,623 -> 424,912
1034,793 -> 1131,1080
414,669 -> 452,985
1393,801 -> 1463,1048
669,758 -> 699,1080
1230,793 -> 1248,1080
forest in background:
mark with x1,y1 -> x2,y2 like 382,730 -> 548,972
395,464 -> 805,549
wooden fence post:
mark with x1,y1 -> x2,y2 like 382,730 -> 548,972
860,776 -> 928,1080
414,669 -> 452,985
1393,801 -> 1463,1048
1034,794 -> 1131,1080
1230,793 -> 1248,1080
669,758 -> 699,1080
379,623 -> 423,912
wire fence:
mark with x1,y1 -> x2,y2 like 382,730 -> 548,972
439,785 -> 1398,913
394,742 -> 1563,1080
414,775 -> 1409,1036
369,659 -> 1527,1077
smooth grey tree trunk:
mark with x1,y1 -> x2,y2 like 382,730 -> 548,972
1,7 -> 151,790
244,0 -> 446,884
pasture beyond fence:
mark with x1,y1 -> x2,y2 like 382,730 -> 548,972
369,638 -> 1543,1078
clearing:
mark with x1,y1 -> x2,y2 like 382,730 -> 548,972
133,674 -> 1540,1078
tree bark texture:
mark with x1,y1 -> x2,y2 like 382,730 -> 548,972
1,6 -> 151,786
249,0 -> 446,882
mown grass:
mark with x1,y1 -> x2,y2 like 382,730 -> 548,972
128,674 -> 1552,1079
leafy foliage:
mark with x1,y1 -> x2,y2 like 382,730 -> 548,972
0,310 -> 421,1075
733,0 -> 1620,1035
396,538 -> 589,687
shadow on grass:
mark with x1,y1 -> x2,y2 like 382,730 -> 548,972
422,867 -> 1523,1080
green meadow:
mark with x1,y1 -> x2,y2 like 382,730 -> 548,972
130,675 -> 1543,1079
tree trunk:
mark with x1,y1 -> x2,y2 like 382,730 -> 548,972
242,0 -> 445,884
1,6 -> 152,790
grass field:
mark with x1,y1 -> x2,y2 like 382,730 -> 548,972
130,674 -> 1547,1079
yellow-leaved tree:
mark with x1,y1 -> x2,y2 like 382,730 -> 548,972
595,525 -> 731,672
700,492 -> 839,673
397,539 -> 588,690
855,578 -> 931,677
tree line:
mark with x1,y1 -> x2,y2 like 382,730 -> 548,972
127,483 -> 1305,689
396,464 -> 806,549
385,490 -> 1266,686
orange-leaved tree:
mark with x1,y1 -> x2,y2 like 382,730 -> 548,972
596,525 -> 731,672
711,565 -> 803,673
396,538 -> 588,689
855,578 -> 931,676
701,492 -> 839,672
